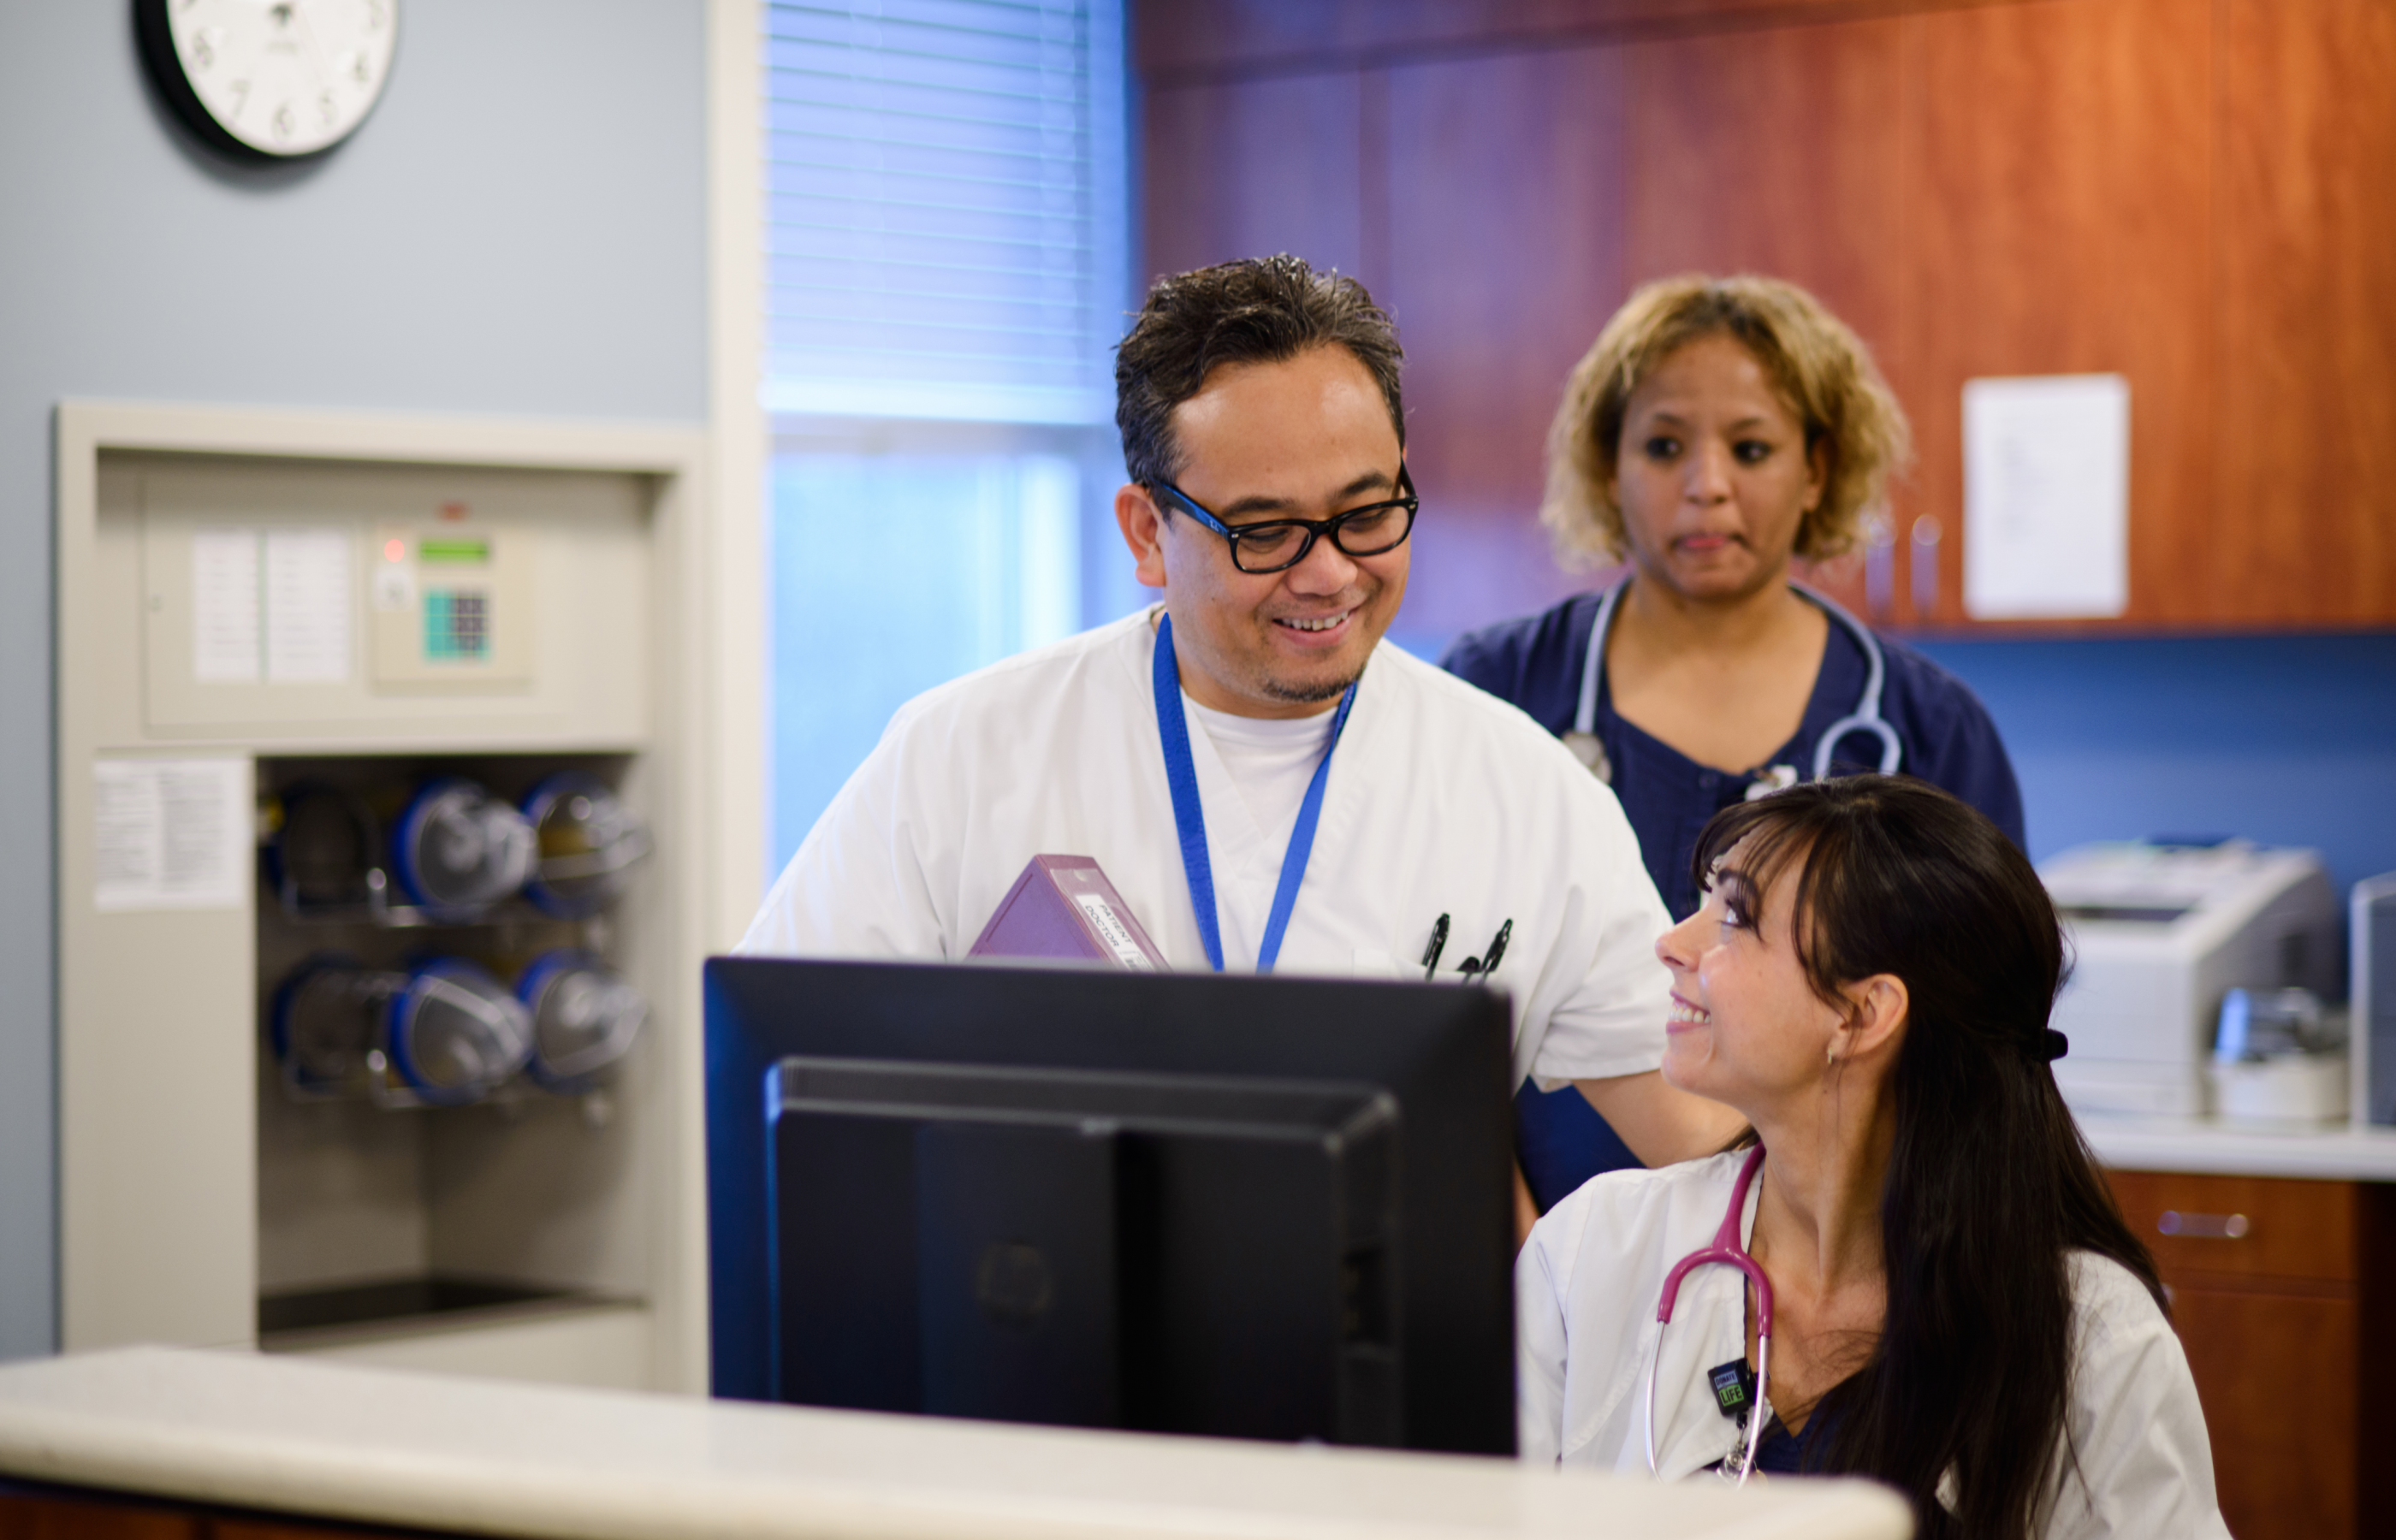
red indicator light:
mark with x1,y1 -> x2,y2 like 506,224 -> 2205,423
383,538 -> 406,563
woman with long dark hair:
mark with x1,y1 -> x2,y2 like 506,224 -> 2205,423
1517,777 -> 2225,1539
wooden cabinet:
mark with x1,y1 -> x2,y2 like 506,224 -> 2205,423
0,1485 -> 425,1540
2211,0 -> 2396,628
2103,1170 -> 2396,1540
1135,0 -> 2396,634
0,1487 -> 195,1540
1144,71 -> 1366,287
1619,19 -> 1904,394
1900,0 -> 2215,629
1376,46 -> 1632,640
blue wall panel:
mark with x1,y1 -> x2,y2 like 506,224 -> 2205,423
1402,610 -> 2396,899
1914,633 -> 2396,894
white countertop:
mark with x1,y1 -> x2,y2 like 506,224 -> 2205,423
0,1348 -> 1907,1540
2081,1116 -> 2396,1181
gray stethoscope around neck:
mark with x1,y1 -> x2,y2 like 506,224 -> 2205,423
1561,578 -> 1902,790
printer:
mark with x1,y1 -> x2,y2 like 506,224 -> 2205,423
2040,841 -> 2340,1117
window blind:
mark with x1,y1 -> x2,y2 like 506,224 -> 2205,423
762,0 -> 1124,424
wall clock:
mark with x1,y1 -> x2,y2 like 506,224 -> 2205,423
135,0 -> 398,161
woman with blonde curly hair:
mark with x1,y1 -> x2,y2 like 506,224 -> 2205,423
1443,275 -> 2024,1212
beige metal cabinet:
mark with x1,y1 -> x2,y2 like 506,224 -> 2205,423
55,402 -> 756,1395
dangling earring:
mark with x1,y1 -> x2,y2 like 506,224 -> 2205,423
1824,1041 -> 1839,1069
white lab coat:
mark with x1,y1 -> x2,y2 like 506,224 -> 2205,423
738,608 -> 1674,1087
1517,1151 -> 2232,1539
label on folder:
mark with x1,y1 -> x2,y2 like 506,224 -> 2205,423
1070,891 -> 1156,970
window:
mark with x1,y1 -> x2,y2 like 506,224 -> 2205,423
761,0 -> 1130,875
765,447 -> 1082,865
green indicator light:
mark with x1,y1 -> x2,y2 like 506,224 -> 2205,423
418,538 -> 490,565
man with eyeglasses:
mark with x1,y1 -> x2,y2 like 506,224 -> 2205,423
740,256 -> 1745,1207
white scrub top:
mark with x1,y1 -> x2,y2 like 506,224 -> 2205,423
1517,1152 -> 2232,1539
738,608 -> 1675,1088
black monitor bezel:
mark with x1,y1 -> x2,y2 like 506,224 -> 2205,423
702,956 -> 1518,1455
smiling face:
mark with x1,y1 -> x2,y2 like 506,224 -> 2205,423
1655,838 -> 1853,1116
1610,333 -> 1826,604
1115,344 -> 1410,718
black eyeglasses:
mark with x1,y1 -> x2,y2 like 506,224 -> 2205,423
1148,465 -> 1420,575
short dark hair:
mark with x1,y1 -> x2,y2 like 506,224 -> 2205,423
1113,255 -> 1405,490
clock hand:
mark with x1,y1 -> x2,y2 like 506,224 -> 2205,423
286,0 -> 340,102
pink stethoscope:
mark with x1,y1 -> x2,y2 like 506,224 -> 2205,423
1642,1146 -> 1776,1484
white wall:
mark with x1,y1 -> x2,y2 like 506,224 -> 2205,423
0,3 -> 709,1360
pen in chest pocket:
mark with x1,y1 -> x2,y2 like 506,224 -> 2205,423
1420,913 -> 1450,980
1421,914 -> 1513,981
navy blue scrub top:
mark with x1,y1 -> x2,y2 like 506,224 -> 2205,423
1441,587 -> 2026,1210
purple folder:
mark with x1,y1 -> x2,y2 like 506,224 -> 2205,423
967,855 -> 1169,970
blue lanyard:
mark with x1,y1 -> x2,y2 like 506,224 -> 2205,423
1152,613 -> 1358,973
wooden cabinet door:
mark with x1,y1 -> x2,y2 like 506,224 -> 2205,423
2104,1170 -> 2393,1540
1616,16 -> 1906,623
0,1490 -> 197,1540
1377,44 -> 1631,642
1902,0 -> 2215,630
2211,0 -> 2396,626
2163,1285 -> 2357,1540
0,1488 -> 431,1540
1142,72 -> 1366,287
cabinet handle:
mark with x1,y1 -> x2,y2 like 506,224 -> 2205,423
2157,1211 -> 2250,1239
1909,514 -> 1942,619
1865,512 -> 1896,622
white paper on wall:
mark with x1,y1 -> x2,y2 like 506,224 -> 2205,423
264,527 -> 353,683
1962,374 -> 2131,619
92,757 -> 249,912
190,528 -> 262,683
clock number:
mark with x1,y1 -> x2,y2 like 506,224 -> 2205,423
318,92 -> 337,127
272,102 -> 294,141
228,80 -> 251,117
365,0 -> 388,30
191,30 -> 216,70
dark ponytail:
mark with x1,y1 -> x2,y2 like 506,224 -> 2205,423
1690,777 -> 2162,1540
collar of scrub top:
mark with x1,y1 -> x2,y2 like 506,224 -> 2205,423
1567,578 -> 1902,785
1152,611 -> 1359,974
1645,1144 -> 1776,1486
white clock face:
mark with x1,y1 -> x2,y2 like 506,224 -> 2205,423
164,0 -> 398,157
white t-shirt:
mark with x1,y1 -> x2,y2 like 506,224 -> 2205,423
738,607 -> 1675,1087
1182,693 -> 1337,873
1517,1151 -> 2232,1540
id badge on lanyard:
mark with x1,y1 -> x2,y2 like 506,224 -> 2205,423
1151,613 -> 1356,973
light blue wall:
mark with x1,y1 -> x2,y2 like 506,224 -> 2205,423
0,4 -> 707,1359
1913,633 -> 2396,897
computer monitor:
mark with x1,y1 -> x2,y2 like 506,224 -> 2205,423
703,957 -> 1517,1456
